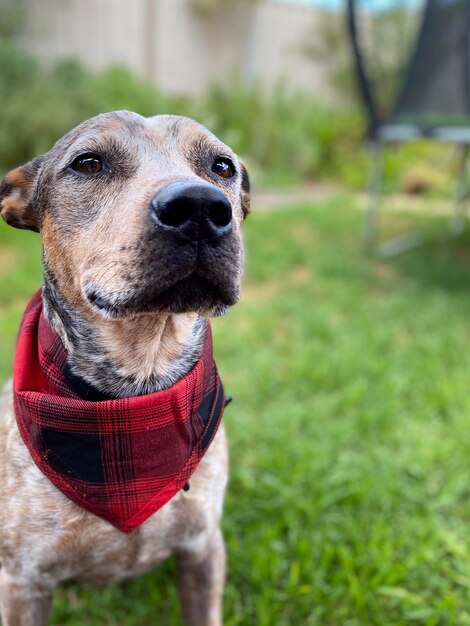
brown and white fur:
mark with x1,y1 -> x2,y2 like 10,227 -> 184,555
0,111 -> 249,626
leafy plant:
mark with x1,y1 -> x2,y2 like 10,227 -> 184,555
304,3 -> 417,115
189,0 -> 259,17
0,0 -> 27,41
0,43 -> 456,196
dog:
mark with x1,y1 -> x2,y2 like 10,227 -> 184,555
0,111 -> 249,626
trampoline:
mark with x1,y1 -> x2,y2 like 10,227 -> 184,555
347,0 -> 470,254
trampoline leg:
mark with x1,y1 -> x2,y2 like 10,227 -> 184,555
450,144 -> 469,236
364,141 -> 382,251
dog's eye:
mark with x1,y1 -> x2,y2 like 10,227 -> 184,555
71,154 -> 103,176
212,158 -> 235,180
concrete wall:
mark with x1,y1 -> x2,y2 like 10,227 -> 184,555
24,0 -> 333,98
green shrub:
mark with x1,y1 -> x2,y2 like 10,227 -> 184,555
195,82 -> 364,185
0,47 -> 187,170
0,44 -> 457,196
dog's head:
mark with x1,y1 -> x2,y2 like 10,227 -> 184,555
0,111 -> 249,318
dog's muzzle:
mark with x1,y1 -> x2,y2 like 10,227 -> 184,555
149,182 -> 233,242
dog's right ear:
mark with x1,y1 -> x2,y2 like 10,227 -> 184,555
0,156 -> 44,232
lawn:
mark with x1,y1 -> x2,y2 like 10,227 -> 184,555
2,195 -> 470,625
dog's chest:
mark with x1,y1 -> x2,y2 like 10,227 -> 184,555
0,391 -> 227,586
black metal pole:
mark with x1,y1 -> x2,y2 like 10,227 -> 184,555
346,0 -> 380,138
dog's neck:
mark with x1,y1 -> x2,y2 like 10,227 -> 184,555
41,272 -> 207,399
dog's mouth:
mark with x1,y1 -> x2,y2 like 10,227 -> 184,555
84,271 -> 240,318
82,225 -> 243,318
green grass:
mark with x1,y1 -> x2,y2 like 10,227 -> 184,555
2,196 -> 470,625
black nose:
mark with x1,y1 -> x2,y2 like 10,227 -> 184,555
150,182 -> 232,241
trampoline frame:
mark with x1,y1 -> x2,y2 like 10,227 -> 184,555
346,0 -> 470,256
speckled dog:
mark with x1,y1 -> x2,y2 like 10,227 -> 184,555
0,111 -> 249,626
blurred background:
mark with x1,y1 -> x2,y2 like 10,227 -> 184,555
2,0 -> 470,625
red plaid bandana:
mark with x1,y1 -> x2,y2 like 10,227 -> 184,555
13,290 -> 225,533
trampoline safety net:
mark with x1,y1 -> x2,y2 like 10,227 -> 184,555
395,0 -> 470,128
348,0 -> 470,136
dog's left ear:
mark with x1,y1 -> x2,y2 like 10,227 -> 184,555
0,156 -> 44,232
240,162 -> 250,219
